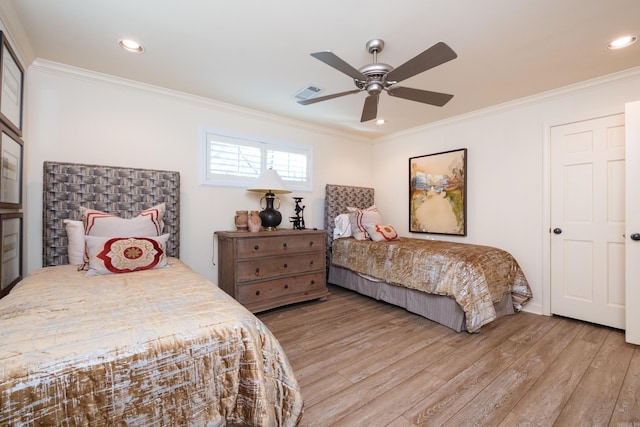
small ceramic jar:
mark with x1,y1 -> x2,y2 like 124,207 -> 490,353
248,210 -> 262,232
234,210 -> 249,231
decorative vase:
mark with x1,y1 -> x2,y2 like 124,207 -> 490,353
234,210 -> 248,231
248,210 -> 262,232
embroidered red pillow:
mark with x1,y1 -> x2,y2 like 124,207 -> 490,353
365,224 -> 399,242
80,204 -> 166,268
84,234 -> 169,276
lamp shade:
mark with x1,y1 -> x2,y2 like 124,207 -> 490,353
247,169 -> 291,231
247,169 -> 291,194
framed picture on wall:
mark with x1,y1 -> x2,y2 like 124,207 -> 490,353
0,31 -> 24,136
0,125 -> 22,208
409,148 -> 467,236
0,212 -> 22,295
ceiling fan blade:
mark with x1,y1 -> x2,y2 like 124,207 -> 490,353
297,89 -> 361,105
387,86 -> 454,107
360,94 -> 379,122
310,51 -> 367,81
386,42 -> 457,83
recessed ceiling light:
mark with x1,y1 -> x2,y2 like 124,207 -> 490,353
118,39 -> 144,53
606,35 -> 638,50
375,119 -> 386,126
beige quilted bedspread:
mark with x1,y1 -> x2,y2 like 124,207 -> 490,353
331,238 -> 532,332
0,259 -> 303,426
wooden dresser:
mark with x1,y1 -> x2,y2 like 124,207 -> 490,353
215,229 -> 329,312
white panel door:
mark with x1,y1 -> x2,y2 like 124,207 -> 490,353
550,114 -> 626,329
625,101 -> 640,344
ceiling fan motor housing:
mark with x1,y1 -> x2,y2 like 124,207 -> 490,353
356,62 -> 393,94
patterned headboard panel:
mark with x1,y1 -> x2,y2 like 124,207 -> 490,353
43,161 -> 180,266
324,184 -> 375,253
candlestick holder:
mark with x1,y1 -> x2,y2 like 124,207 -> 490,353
290,197 -> 305,230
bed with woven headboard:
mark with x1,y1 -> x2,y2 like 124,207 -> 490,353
324,184 -> 532,332
0,161 -> 303,426
42,161 -> 182,266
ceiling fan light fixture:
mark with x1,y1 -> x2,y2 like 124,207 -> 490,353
606,35 -> 637,50
119,39 -> 144,53
367,82 -> 383,95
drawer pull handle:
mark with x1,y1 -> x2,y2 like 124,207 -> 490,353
284,284 -> 289,289
310,280 -> 315,285
254,245 -> 259,250
283,242 -> 287,249
309,241 -> 314,246
309,260 -> 314,265
255,268 -> 260,275
283,263 -> 288,268
255,290 -> 260,296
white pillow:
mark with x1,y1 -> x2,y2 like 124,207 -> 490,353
365,224 -> 399,242
333,213 -> 353,239
84,234 -> 169,276
63,219 -> 85,265
347,206 -> 383,240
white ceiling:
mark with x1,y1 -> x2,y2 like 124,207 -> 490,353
6,0 -> 640,138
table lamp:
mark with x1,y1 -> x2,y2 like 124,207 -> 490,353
247,169 -> 291,230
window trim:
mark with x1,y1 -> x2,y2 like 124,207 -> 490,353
199,127 -> 313,192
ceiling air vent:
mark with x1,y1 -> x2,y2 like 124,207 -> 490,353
294,85 -> 324,101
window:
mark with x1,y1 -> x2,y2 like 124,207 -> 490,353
199,128 -> 312,191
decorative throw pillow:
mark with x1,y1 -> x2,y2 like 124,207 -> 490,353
347,206 -> 383,240
333,213 -> 353,239
81,203 -> 165,237
84,234 -> 169,276
365,224 -> 399,242
63,219 -> 85,265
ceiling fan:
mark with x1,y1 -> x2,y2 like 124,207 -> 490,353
298,39 -> 457,122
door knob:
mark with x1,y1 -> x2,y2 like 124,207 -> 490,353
553,228 -> 562,234
631,233 -> 640,241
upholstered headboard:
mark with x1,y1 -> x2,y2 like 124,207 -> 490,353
324,184 -> 374,254
43,161 -> 180,266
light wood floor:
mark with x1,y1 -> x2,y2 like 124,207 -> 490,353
257,285 -> 640,427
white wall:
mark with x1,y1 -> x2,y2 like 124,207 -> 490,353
24,61 -> 373,282
372,67 -> 640,315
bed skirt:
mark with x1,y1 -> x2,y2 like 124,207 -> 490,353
328,265 -> 514,332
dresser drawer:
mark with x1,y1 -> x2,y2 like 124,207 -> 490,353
237,272 -> 326,306
236,251 -> 324,282
236,233 -> 324,258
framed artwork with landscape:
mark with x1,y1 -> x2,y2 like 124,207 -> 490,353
409,148 -> 467,236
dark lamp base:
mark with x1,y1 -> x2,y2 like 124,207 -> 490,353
259,192 -> 282,230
